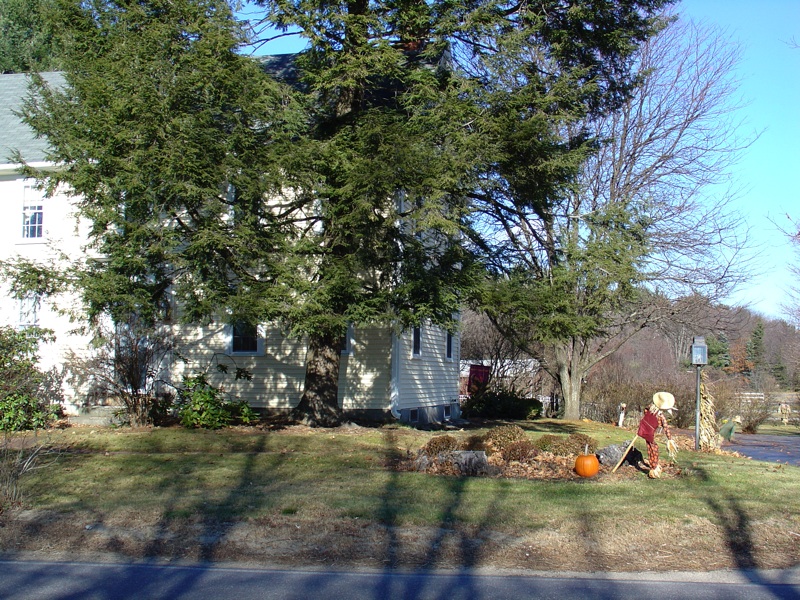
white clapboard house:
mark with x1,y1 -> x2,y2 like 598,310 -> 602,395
0,71 -> 461,424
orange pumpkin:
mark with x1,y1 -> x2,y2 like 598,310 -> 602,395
574,446 -> 600,478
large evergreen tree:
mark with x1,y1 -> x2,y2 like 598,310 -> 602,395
17,0 -> 477,426
0,0 -> 63,73
17,0 -> 675,425
252,0 -> 673,423
17,0 -> 303,368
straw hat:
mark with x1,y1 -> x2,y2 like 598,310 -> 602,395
652,391 -> 676,412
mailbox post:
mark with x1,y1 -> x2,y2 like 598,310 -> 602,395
691,336 -> 708,450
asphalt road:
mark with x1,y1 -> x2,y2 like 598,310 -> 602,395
1,560 -> 800,600
723,433 -> 800,466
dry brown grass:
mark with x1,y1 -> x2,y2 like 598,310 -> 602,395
1,421 -> 799,573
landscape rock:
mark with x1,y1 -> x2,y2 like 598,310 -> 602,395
596,443 -> 644,468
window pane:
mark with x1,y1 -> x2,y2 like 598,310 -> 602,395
412,326 -> 421,355
19,294 -> 40,327
233,322 -> 258,353
22,204 -> 43,238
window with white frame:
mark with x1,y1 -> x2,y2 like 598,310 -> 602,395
446,331 -> 453,360
21,184 -> 44,240
231,321 -> 259,354
18,294 -> 41,328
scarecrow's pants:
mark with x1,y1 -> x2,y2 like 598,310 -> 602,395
646,441 -> 659,469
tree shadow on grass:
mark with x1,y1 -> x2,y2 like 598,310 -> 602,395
462,418 -> 582,435
688,463 -> 800,599
370,429 -> 490,598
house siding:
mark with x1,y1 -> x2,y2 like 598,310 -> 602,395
0,174 -> 95,409
170,322 -> 307,409
339,326 -> 392,411
396,323 -> 460,411
171,322 -> 394,412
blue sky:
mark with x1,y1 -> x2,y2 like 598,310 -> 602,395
678,0 -> 800,320
253,1 -> 800,321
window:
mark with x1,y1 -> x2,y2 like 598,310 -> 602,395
18,294 -> 40,328
412,325 -> 422,357
340,323 -> 354,355
446,331 -> 453,360
232,321 -> 258,354
21,184 -> 44,239
22,205 -> 43,238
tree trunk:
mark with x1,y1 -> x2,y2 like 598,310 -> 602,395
292,330 -> 343,427
554,341 -> 583,421
559,367 -> 583,421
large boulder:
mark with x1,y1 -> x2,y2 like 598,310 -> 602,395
596,443 -> 644,468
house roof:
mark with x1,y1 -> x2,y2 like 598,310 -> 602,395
0,72 -> 64,166
259,54 -> 304,89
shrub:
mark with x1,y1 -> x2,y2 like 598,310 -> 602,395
1,431 -> 56,508
178,384 -> 230,429
461,389 -> 542,420
0,326 -> 61,431
421,435 -> 460,456
462,435 -> 486,452
63,318 -> 173,427
0,394 -> 58,431
230,400 -> 259,425
559,433 -> 598,456
500,439 -> 537,462
176,374 -> 259,429
483,424 -> 527,455
533,434 -> 561,453
0,326 -> 51,401
534,433 -> 598,456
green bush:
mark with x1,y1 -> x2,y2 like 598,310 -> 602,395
0,327 -> 60,431
461,389 -> 542,420
0,394 -> 58,431
483,424 -> 527,455
176,374 -> 258,429
230,400 -> 259,425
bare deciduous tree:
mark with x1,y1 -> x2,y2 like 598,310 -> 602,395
460,309 -> 547,396
482,15 -> 757,420
65,317 -> 174,427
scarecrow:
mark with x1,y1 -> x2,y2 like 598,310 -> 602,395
719,415 -> 742,442
779,402 -> 791,425
617,403 -> 627,427
637,392 -> 678,479
612,392 -> 678,477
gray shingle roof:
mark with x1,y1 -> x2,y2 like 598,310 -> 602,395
0,72 -> 63,164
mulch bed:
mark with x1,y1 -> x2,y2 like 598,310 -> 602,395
402,434 -> 705,481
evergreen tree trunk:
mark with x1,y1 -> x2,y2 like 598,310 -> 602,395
292,330 -> 343,427
554,341 -> 583,421
559,369 -> 583,421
